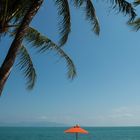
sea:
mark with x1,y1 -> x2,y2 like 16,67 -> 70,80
0,127 -> 140,140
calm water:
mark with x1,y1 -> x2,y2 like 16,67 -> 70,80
0,127 -> 140,140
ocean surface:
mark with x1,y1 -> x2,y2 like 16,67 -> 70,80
0,127 -> 140,140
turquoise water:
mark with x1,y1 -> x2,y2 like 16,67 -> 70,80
0,127 -> 140,140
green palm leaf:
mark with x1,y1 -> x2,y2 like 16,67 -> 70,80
12,0 -> 33,23
55,0 -> 71,47
85,0 -> 100,35
73,0 -> 84,7
51,44 -> 76,79
0,0 -> 32,23
72,0 -> 100,35
133,0 -> 140,6
0,0 -> 33,36
111,0 -> 136,21
128,18 -> 140,31
24,27 -> 76,79
17,45 -> 36,90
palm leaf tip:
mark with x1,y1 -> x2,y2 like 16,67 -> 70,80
17,45 -> 37,90
133,0 -> 140,6
112,0 -> 136,21
128,18 -> 140,31
55,0 -> 71,46
66,57 -> 77,79
73,0 -> 100,35
53,45 -> 76,79
85,0 -> 100,35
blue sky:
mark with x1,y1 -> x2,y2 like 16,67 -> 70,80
0,1 -> 140,126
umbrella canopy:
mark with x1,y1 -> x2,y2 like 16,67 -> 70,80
64,125 -> 88,134
64,125 -> 88,140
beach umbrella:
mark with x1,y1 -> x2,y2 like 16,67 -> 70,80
64,125 -> 88,140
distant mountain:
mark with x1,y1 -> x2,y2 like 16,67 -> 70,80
0,121 -> 67,127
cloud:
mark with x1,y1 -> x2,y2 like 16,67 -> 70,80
74,106 -> 140,126
39,116 -> 48,120
108,107 -> 134,119
91,106 -> 140,126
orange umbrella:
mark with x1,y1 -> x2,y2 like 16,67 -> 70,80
64,125 -> 88,140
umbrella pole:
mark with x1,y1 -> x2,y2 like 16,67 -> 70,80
76,133 -> 78,140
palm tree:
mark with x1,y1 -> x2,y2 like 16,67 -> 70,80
0,0 -> 136,96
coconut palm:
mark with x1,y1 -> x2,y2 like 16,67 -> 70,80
0,0 -> 136,96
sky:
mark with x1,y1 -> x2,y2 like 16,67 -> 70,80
0,1 -> 140,127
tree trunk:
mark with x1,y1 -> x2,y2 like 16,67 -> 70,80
0,0 -> 43,96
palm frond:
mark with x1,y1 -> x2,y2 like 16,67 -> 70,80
0,0 -> 30,22
55,0 -> 71,46
0,0 -> 33,36
72,0 -> 100,35
11,0 -> 33,24
133,0 -> 140,6
25,27 -> 55,52
17,45 -> 36,90
111,0 -> 136,21
52,44 -> 76,79
128,18 -> 140,31
72,0 -> 84,7
24,27 -> 76,79
85,0 -> 100,35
